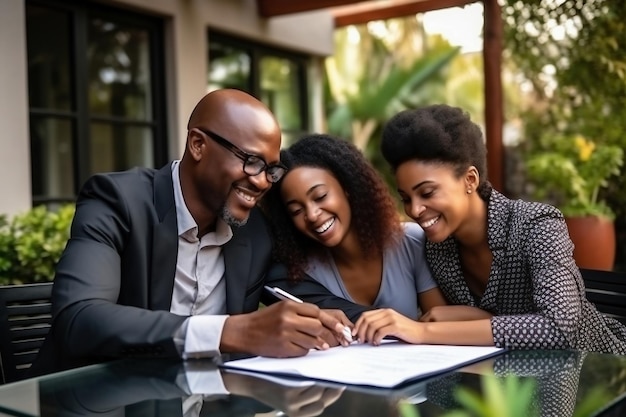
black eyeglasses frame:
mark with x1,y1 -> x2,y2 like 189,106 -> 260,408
195,127 -> 287,183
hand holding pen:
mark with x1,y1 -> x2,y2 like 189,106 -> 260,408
222,294 -> 346,357
265,286 -> 354,346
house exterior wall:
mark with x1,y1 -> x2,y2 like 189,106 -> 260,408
0,0 -> 334,216
0,1 -> 31,217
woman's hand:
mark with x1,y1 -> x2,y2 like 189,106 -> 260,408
320,309 -> 353,347
419,305 -> 493,322
353,308 -> 424,345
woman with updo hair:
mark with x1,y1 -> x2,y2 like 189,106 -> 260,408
358,104 -> 626,354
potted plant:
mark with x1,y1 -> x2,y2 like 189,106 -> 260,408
526,134 -> 624,270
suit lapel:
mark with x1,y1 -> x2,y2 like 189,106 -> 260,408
482,190 -> 511,310
223,233 -> 252,314
150,164 -> 178,310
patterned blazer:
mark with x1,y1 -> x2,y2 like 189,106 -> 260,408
426,190 -> 626,354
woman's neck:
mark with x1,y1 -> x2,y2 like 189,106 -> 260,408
330,235 -> 384,306
455,196 -> 489,250
329,231 -> 367,266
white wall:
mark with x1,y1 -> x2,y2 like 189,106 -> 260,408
0,0 -> 334,215
0,1 -> 32,216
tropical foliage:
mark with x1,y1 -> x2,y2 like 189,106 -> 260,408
501,0 -> 626,265
325,18 -> 460,157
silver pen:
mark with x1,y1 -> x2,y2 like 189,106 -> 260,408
264,286 -> 354,343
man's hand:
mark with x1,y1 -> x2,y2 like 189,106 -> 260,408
223,371 -> 344,417
419,305 -> 493,322
221,301 -> 346,358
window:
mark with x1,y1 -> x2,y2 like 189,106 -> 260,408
26,1 -> 166,205
208,31 -> 309,146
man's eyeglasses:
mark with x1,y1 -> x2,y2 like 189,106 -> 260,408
196,128 -> 287,183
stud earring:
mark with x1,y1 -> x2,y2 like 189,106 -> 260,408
467,189 -> 472,194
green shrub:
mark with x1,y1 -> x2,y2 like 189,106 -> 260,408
0,205 -> 74,285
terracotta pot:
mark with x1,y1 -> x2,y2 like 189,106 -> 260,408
565,216 -> 616,271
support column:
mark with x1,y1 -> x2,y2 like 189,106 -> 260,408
482,0 -> 504,192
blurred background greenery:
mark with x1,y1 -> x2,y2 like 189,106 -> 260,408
0,205 -> 73,285
3,0 -> 626,282
323,0 -> 626,271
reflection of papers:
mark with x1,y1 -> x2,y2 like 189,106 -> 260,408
221,342 -> 504,388
223,360 -> 428,403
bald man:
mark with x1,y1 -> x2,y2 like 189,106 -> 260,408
32,89 -> 349,375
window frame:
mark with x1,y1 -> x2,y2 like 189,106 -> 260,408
26,0 -> 167,206
208,30 -> 310,143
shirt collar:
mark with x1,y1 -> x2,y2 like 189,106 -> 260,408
171,160 -> 233,244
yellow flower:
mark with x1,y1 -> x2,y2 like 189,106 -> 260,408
527,132 -> 623,219
574,135 -> 596,161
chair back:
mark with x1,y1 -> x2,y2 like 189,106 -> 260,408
0,282 -> 53,384
580,268 -> 626,325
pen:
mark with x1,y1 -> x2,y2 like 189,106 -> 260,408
264,286 -> 354,343
264,286 -> 304,303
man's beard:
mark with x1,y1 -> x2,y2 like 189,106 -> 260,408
220,204 -> 249,228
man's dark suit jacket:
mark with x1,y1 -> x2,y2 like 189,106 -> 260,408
40,359 -> 271,417
32,163 -> 370,376
32,164 -> 275,374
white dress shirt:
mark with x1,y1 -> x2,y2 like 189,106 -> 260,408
170,161 -> 233,359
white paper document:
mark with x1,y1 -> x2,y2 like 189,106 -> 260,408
221,342 -> 504,388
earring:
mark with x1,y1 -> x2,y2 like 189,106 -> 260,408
466,189 -> 472,194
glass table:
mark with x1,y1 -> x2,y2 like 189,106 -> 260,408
0,349 -> 625,417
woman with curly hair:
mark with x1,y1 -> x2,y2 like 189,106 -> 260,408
356,104 -> 626,354
262,133 -> 446,342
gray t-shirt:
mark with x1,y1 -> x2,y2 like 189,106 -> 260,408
304,222 -> 437,319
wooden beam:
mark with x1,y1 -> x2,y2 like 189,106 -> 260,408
482,0 -> 504,192
333,0 -> 476,27
256,0 -> 368,18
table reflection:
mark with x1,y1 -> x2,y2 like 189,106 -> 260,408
414,349 -> 620,417
38,359 -> 344,417
494,349 -> 584,417
0,350 -> 625,417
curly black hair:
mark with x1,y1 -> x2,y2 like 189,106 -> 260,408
261,133 -> 402,281
381,104 -> 492,200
